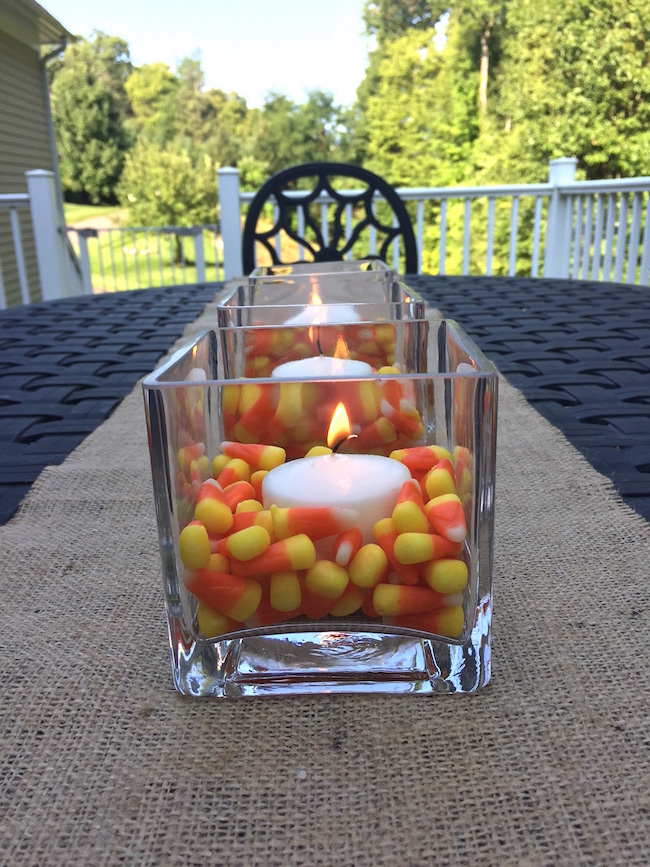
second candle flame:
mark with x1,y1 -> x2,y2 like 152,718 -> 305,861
327,402 -> 351,452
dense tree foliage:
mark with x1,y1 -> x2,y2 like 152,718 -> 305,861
50,31 -> 132,203
51,3 -> 650,234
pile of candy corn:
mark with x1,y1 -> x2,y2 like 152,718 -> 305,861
177,441 -> 473,641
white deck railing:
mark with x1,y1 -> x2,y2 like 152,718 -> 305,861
67,224 -> 222,293
218,158 -> 650,286
2,159 -> 650,307
0,193 -> 31,307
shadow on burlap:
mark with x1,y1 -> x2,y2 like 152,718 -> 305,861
0,290 -> 649,867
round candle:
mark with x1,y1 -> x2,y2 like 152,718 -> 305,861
262,453 -> 410,542
271,356 -> 373,379
284,304 -> 361,326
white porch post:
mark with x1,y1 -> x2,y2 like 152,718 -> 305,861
543,157 -> 578,278
26,170 -> 84,300
218,167 -> 243,280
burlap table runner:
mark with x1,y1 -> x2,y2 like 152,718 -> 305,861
1,291 -> 649,867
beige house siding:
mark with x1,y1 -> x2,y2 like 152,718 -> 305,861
0,27 -> 55,305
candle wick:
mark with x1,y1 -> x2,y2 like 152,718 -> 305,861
316,333 -> 323,356
331,434 -> 357,454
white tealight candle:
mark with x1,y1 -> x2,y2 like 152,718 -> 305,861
284,304 -> 361,326
271,356 -> 373,379
262,453 -> 411,543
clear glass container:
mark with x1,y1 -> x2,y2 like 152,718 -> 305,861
218,316 -> 429,380
248,259 -> 393,282
142,321 -> 498,697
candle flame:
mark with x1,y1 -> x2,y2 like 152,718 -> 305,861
333,333 -> 349,360
327,402 -> 351,450
309,281 -> 322,307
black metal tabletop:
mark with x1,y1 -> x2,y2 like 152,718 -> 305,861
0,276 -> 648,526
407,274 -> 650,522
0,283 -> 219,525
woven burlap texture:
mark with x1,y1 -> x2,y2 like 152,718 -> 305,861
0,295 -> 649,867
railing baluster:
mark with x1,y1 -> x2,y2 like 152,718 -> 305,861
120,229 -> 129,290
297,206 -> 305,260
439,200 -> 447,275
613,194 -> 629,283
508,196 -> 519,276
194,229 -> 206,284
0,257 -> 6,308
531,196 -> 543,277
182,232 -> 188,283
274,203 -> 281,261
156,231 -> 164,285
416,199 -> 424,273
638,194 -> 650,286
96,230 -> 106,289
572,196 -> 583,280
581,195 -> 594,280
144,230 -> 153,287
168,234 -> 176,285
485,198 -> 495,276
320,198 -> 328,248
591,194 -> 605,280
108,229 -> 118,290
9,207 -> 30,304
345,203 -> 353,259
626,192 -> 643,284
462,198 -> 471,275
602,194 -> 616,281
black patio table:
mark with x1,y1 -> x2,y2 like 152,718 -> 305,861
0,275 -> 648,525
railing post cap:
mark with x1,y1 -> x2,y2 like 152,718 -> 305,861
218,166 -> 238,175
549,157 -> 578,167
25,169 -> 55,178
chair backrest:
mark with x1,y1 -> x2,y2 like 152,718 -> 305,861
242,162 -> 418,275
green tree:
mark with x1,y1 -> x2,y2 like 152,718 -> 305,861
363,22 -> 478,186
51,31 -> 132,202
117,139 -> 218,229
480,0 -> 650,181
124,62 -> 176,140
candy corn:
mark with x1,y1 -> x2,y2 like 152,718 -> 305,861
184,569 -> 262,622
270,504 -> 359,541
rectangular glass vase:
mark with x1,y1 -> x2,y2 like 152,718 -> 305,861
142,321 -> 498,697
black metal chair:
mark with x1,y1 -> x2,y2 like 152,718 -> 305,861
241,162 -> 418,274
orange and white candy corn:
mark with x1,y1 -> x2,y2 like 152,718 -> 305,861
270,504 -> 359,541
424,493 -> 467,543
194,479 -> 233,534
184,569 -> 262,622
393,532 -> 463,565
333,527 -> 363,567
220,442 -> 286,471
389,444 -> 451,471
382,606 -> 465,639
222,480 -> 257,511
229,534 -> 316,577
424,458 -> 458,500
216,457 -> 251,488
392,480 -> 428,534
372,517 -> 419,585
373,583 -> 461,617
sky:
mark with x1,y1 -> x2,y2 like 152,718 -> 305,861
41,0 -> 372,108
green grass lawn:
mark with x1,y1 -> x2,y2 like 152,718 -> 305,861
63,202 -> 123,225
